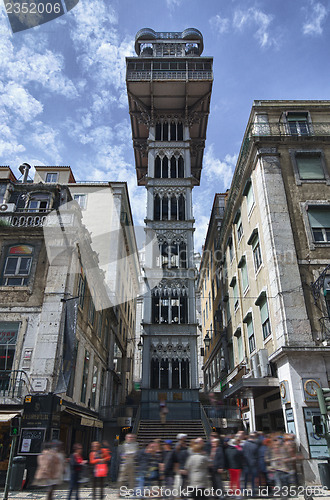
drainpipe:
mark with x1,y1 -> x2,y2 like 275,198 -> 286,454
18,163 -> 31,183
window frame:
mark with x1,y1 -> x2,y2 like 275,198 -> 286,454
2,245 -> 34,286
73,194 -> 87,210
306,204 -> 330,245
45,172 -> 58,183
290,149 -> 330,186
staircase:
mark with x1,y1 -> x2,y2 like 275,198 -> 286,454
136,420 -> 207,448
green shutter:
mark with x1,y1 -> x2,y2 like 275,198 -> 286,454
308,207 -> 330,228
287,113 -> 307,121
241,262 -> 249,291
259,298 -> 269,324
296,156 -> 324,180
247,318 -> 254,338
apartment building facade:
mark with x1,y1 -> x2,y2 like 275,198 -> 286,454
201,101 -> 330,481
0,164 -> 139,477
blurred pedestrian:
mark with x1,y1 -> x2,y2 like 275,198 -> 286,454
208,437 -> 225,499
33,441 -> 64,500
89,441 -> 108,500
225,438 -> 244,496
118,433 -> 138,490
159,399 -> 169,425
242,432 -> 259,495
184,438 -> 210,500
67,443 -> 87,500
101,441 -> 111,486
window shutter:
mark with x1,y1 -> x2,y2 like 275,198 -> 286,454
259,298 -> 269,324
308,207 -> 330,228
296,156 -> 324,180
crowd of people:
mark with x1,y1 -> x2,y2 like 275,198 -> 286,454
117,431 -> 305,498
31,430 -> 306,499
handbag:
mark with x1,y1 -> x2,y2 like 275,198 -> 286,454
95,463 -> 108,478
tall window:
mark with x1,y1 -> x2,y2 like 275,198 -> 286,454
158,242 -> 187,268
248,230 -> 262,272
0,184 -> 7,204
2,245 -> 33,286
152,294 -> 188,324
77,273 -> 86,308
234,211 -> 243,242
287,112 -> 309,135
307,206 -> 330,243
155,121 -> 183,141
257,295 -> 271,340
245,316 -> 255,353
0,322 -> 20,392
235,328 -> 244,363
230,277 -> 239,311
238,256 -> 249,292
154,194 -> 185,221
80,350 -> 90,403
90,363 -> 98,408
243,180 -> 255,214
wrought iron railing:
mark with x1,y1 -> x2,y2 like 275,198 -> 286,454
320,317 -> 330,341
248,121 -> 330,139
311,264 -> 330,303
202,405 -> 241,420
0,370 -> 32,400
99,404 -> 139,420
127,70 -> 212,81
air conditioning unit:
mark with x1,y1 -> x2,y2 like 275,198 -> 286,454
0,203 -> 15,213
250,354 -> 259,378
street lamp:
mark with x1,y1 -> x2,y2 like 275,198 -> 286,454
203,332 -> 211,348
138,339 -> 143,350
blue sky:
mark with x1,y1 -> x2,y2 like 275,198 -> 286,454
0,0 -> 329,250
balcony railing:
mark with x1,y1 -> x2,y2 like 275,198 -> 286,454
320,317 -> 330,341
203,405 -> 241,421
0,370 -> 32,400
127,69 -> 212,82
0,209 -> 77,228
249,121 -> 330,139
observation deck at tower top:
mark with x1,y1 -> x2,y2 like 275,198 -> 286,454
126,28 -> 213,185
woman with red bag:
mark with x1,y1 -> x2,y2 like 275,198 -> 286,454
89,441 -> 108,500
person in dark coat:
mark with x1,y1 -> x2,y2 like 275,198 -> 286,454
67,443 -> 87,500
225,438 -> 244,494
208,437 -> 225,499
242,432 -> 259,495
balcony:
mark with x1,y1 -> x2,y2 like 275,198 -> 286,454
127,69 -> 212,82
249,121 -> 330,139
0,208 -> 77,229
0,370 -> 32,402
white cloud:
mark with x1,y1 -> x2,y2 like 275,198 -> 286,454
31,123 -> 63,163
233,7 -> 276,48
203,145 -> 237,190
210,14 -> 230,35
166,0 -> 183,8
193,211 -> 212,254
69,0 -> 134,106
303,1 -> 328,35
0,82 -> 43,120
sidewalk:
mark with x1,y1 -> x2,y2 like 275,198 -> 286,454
2,487 -> 330,500
2,486 -> 118,499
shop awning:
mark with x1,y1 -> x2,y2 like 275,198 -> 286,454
0,412 -> 21,422
63,408 -> 103,429
223,377 -> 279,399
